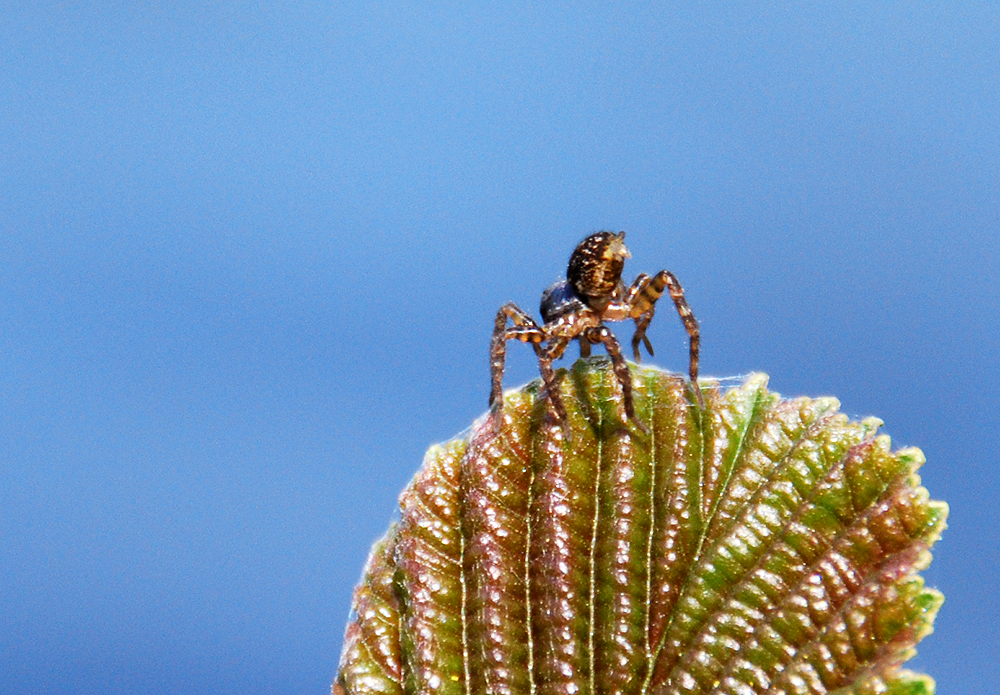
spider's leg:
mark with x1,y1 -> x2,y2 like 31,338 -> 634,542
631,311 -> 656,362
625,274 -> 656,361
590,326 -> 648,434
489,303 -> 544,411
624,272 -> 650,305
538,337 -> 571,429
633,270 -> 705,409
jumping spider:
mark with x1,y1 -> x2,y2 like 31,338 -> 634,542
489,231 -> 704,433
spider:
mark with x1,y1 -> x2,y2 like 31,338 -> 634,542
489,231 -> 704,433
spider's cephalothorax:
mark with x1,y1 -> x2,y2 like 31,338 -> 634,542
489,231 -> 704,433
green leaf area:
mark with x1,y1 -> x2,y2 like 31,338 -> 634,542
335,361 -> 946,695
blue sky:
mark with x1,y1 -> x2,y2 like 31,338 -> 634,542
1,2 -> 997,692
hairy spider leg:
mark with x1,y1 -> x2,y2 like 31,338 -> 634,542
577,328 -> 608,358
629,270 -> 705,409
537,336 -> 572,430
489,303 -> 545,410
586,326 -> 649,434
631,312 -> 656,359
625,273 -> 657,360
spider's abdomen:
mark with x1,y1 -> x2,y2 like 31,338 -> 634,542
567,231 -> 630,311
540,280 -> 586,324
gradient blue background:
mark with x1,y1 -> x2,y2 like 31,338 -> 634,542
2,2 -> 997,693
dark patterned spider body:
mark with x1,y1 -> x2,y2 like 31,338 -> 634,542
489,231 -> 704,433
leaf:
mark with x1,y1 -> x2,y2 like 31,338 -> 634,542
334,361 -> 946,695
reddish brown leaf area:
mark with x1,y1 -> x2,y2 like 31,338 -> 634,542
334,363 -> 946,695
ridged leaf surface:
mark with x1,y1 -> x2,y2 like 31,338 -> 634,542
335,361 -> 946,695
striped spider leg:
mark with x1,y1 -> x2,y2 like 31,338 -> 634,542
579,323 -> 648,435
625,270 -> 705,409
489,303 -> 570,431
